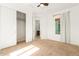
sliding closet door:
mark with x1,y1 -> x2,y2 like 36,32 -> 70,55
17,11 -> 26,43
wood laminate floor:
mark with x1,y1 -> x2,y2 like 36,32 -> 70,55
0,39 -> 79,56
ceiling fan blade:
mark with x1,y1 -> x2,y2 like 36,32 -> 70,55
44,3 -> 49,6
37,5 -> 40,7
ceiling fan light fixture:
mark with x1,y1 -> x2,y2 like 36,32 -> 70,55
37,3 -> 49,7
40,4 -> 44,7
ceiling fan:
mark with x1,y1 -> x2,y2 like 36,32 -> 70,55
37,3 -> 49,7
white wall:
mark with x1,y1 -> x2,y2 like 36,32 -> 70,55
26,11 -> 33,42
0,6 -> 17,49
69,5 -> 79,45
40,14 -> 48,39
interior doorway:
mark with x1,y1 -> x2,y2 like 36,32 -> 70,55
35,20 -> 40,39
17,11 -> 26,44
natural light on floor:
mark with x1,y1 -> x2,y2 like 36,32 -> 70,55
9,45 -> 40,56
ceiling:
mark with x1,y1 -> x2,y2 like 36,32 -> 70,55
0,3 -> 79,14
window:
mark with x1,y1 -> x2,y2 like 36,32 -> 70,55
55,18 -> 60,34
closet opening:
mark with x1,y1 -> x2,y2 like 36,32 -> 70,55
17,11 -> 26,44
35,20 -> 40,39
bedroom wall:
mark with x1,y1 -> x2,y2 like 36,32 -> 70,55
69,5 -> 79,45
0,6 -> 17,49
26,11 -> 33,42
